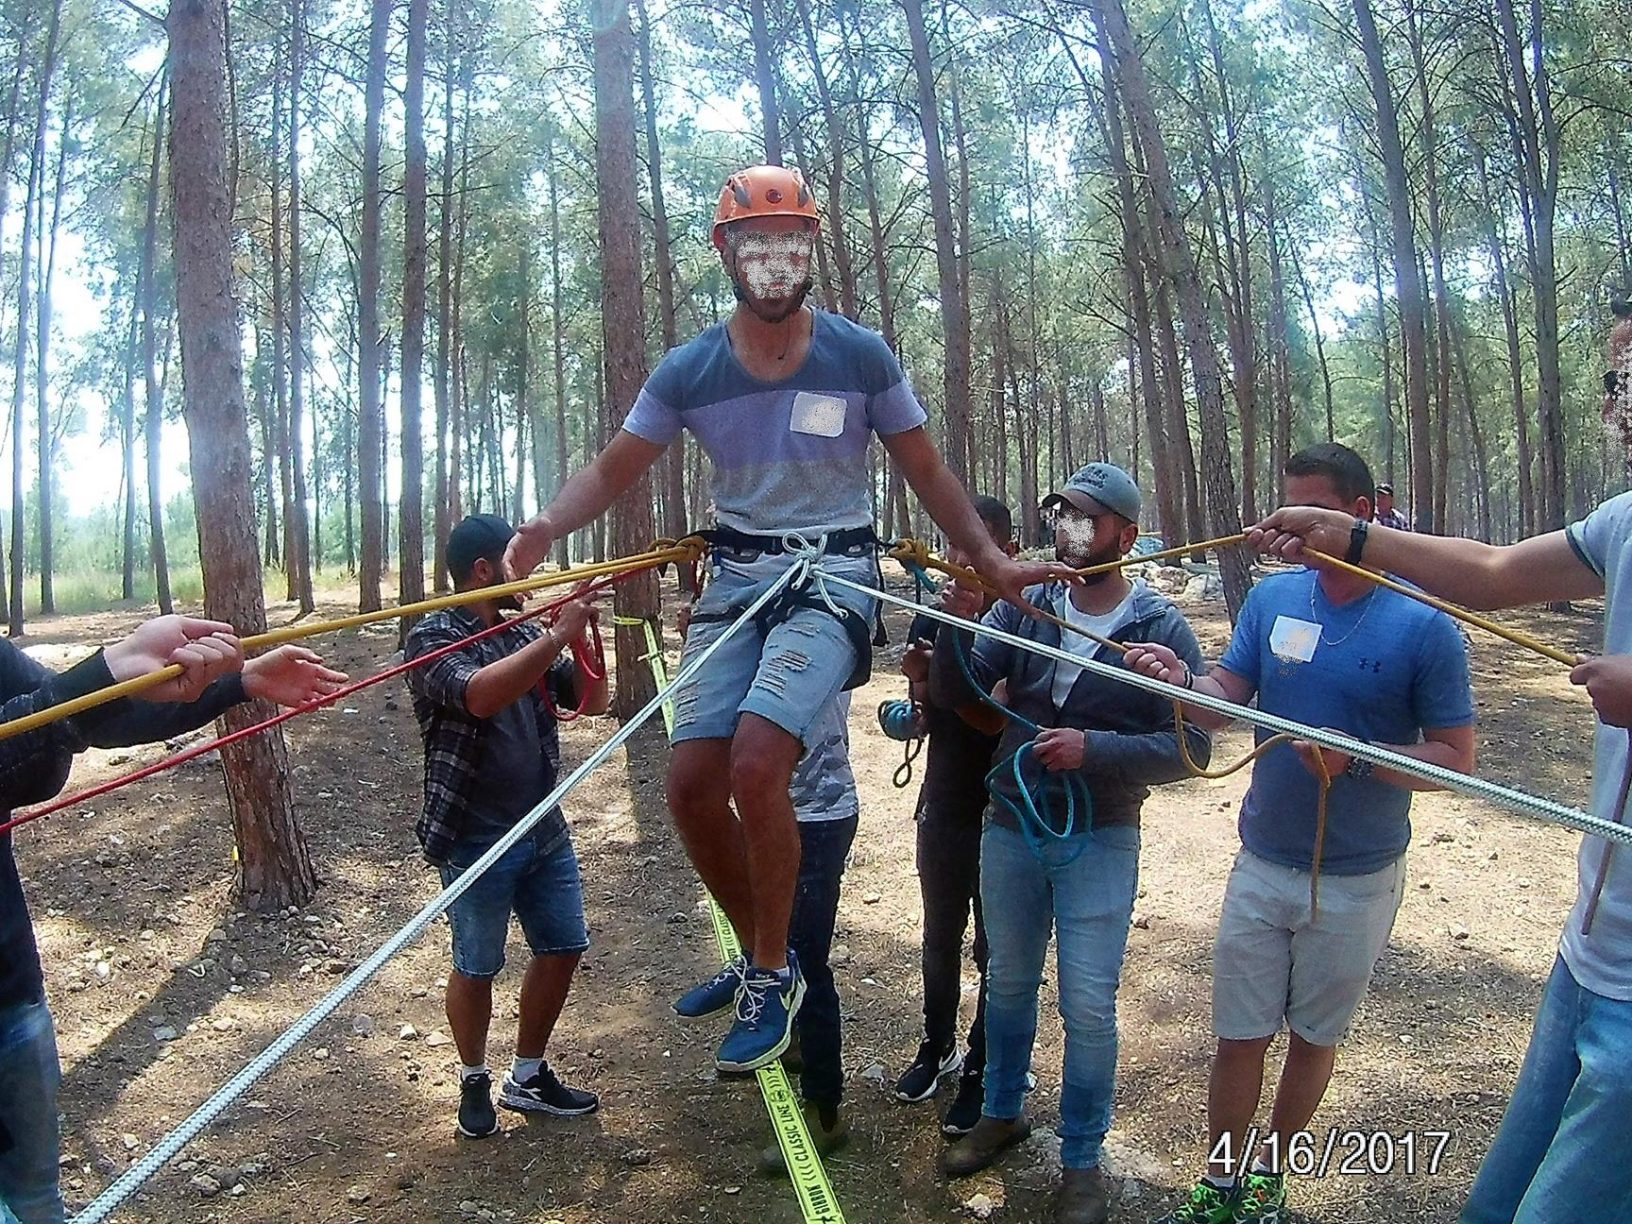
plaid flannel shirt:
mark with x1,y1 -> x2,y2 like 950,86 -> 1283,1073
403,606 -> 576,864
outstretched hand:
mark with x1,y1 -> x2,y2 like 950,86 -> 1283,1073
1248,506 -> 1354,564
503,514 -> 556,582
243,646 -> 350,708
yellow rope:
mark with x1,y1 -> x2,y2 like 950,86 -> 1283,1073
0,538 -> 708,745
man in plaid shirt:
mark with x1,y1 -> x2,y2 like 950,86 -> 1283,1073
405,514 -> 608,1139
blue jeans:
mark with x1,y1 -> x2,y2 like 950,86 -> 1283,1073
980,821 -> 1140,1170
438,827 -> 589,979
0,997 -> 64,1224
1461,957 -> 1632,1223
790,815 -> 858,1110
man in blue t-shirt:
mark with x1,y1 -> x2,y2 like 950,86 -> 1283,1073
1124,443 -> 1475,1224
1252,315 -> 1632,1224
502,165 -> 1053,1075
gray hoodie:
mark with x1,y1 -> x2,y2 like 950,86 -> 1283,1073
932,579 -> 1211,833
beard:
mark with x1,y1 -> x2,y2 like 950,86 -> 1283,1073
733,277 -> 812,323
1055,526 -> 1122,579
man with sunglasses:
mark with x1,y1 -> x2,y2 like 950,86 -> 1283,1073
1250,314 -> 1632,1223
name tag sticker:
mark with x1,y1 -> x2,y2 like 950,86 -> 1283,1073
789,392 -> 846,438
1269,615 -> 1320,664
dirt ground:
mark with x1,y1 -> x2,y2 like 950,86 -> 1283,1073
11,563 -> 1605,1224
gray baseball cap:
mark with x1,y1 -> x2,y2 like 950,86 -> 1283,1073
1042,462 -> 1141,524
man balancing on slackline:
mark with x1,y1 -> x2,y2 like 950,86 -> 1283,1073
503,164 -> 1059,1073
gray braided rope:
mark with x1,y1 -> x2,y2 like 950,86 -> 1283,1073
824,571 -> 1632,849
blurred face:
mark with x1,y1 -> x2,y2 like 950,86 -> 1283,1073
1284,473 -> 1369,569
724,216 -> 815,322
1051,504 -> 1131,579
1376,490 -> 1395,514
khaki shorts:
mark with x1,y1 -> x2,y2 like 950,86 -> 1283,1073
1212,848 -> 1405,1047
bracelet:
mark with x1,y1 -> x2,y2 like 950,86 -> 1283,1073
1181,662 -> 1195,690
1345,517 -> 1369,566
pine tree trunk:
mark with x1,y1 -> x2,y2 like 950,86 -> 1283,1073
1354,0 -> 1434,533
35,92 -> 70,616
357,0 -> 389,612
169,0 -> 313,912
432,0 -> 455,592
546,126 -> 570,568
398,0 -> 428,633
748,0 -> 782,164
902,0 -> 972,483
1095,0 -> 1249,616
285,0 -> 315,612
141,83 -> 173,615
592,4 -> 659,716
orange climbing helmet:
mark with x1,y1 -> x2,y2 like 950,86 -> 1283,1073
711,165 -> 819,249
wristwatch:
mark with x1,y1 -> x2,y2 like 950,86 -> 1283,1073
1345,517 -> 1369,565
1345,753 -> 1374,781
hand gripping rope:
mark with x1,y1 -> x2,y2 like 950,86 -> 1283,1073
69,557 -> 799,1224
891,548 -> 1331,899
0,539 -> 708,747
823,562 -> 1632,916
896,533 -> 1627,932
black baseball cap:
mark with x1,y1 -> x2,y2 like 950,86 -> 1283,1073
1375,483 -> 1394,496
446,514 -> 514,581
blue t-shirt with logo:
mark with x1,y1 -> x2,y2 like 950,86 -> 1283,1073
621,310 -> 927,538
1217,568 -> 1474,875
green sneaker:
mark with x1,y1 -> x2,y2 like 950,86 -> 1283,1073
1232,1171 -> 1286,1223
1153,1179 -> 1238,1224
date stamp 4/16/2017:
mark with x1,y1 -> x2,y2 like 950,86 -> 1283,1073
1209,1129 -> 1453,1179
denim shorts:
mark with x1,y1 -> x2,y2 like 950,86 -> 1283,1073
672,550 -> 878,746
438,828 -> 589,978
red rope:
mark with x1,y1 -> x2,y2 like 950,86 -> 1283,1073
541,616 -> 607,723
0,570 -> 640,840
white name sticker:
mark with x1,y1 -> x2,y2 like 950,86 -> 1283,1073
789,392 -> 847,438
1269,615 -> 1321,664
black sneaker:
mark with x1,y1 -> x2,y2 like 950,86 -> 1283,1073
457,1071 -> 498,1138
941,1067 -> 983,1137
894,1038 -> 961,1103
499,1062 -> 599,1116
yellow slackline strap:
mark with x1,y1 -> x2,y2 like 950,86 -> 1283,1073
639,618 -> 845,1224
0,540 -> 706,745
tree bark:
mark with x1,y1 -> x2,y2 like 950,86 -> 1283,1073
1094,0 -> 1249,616
169,0 -> 312,912
635,0 -> 685,542
748,0 -> 782,164
285,0 -> 314,611
357,0 -> 389,612
432,0 -> 456,592
141,83 -> 174,614
35,91 -> 71,616
591,0 -> 659,717
399,0 -> 428,633
902,0 -> 972,483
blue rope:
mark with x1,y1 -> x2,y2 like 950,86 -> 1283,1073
904,561 -> 1094,864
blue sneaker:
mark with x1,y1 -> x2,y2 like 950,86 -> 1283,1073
674,954 -> 747,1019
715,954 -> 805,1073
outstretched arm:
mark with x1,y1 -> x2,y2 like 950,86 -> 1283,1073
882,426 -> 1070,606
1250,509 -> 1600,611
505,431 -> 667,579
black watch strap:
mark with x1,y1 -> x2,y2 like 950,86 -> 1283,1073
1345,517 -> 1369,566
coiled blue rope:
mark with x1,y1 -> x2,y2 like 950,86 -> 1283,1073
903,561 -> 1094,864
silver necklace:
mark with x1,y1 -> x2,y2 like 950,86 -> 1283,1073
1310,577 -> 1378,648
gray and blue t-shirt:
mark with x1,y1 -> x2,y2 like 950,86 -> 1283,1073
622,310 -> 927,538
1564,492 -> 1632,1001
1218,568 -> 1474,876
